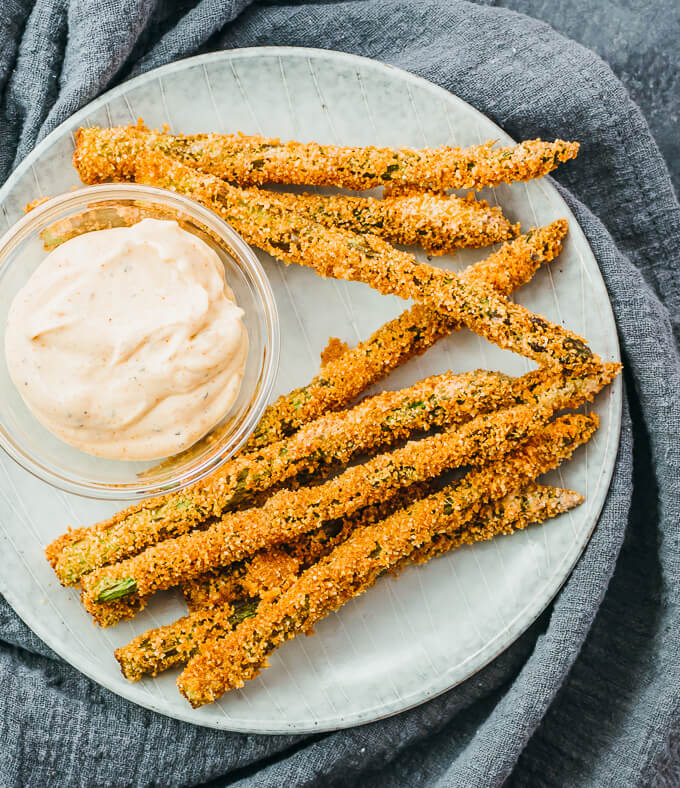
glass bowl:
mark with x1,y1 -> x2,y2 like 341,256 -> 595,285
0,184 -> 279,499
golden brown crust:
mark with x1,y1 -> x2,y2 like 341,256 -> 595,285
177,414 -> 596,707
47,367 -> 514,585
115,482 -> 580,682
153,129 -> 579,191
319,336 -> 349,367
79,363 -> 617,626
72,127 -> 571,449
116,484 -> 433,680
45,174 -> 566,585
73,128 -> 590,368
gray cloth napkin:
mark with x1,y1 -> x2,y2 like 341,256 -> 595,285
1,2 -> 678,786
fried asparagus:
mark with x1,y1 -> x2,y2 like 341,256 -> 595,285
177,413 -> 595,706
79,363 -> 616,624
115,482 -> 580,682
39,186 -> 517,257
74,125 -> 579,191
249,189 -> 518,255
121,143 -> 594,368
115,484 -> 431,680
47,368 -> 515,586
247,219 -> 567,449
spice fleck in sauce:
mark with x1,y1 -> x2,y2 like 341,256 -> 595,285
5,218 -> 248,460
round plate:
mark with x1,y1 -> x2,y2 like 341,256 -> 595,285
0,47 -> 621,733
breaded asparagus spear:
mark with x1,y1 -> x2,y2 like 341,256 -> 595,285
79,363 -> 616,624
115,483 -> 580,682
247,219 -> 567,449
38,185 -> 517,257
73,125 -> 579,191
177,414 -> 595,707
73,130 -> 591,367
115,484 -> 431,680
125,145 -> 594,367
47,368 -> 515,586
250,189 -> 518,255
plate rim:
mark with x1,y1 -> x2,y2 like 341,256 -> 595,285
0,45 -> 622,733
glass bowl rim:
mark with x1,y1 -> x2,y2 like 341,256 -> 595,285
0,183 -> 280,500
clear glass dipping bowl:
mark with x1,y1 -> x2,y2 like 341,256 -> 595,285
0,184 -> 279,499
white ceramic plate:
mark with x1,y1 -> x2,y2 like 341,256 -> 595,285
0,48 -> 621,733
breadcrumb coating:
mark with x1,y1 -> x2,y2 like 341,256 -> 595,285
79,363 -> 616,626
318,336 -> 349,367
181,482 -> 434,612
177,414 -> 596,707
76,126 -> 579,191
247,219 -> 567,449
48,368 -> 514,585
258,189 -> 518,255
72,128 -> 591,368
116,484 -> 431,680
115,482 -> 579,682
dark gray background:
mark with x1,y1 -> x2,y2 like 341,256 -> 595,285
496,0 -> 679,195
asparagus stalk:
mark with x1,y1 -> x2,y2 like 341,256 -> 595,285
246,219 -> 567,449
73,129 -> 592,368
73,125 -> 579,191
39,185 -> 517,257
79,363 -> 617,625
247,189 -> 518,255
115,483 -> 580,682
177,414 -> 595,707
116,483 -> 432,680
46,215 -> 566,584
48,368 -> 515,586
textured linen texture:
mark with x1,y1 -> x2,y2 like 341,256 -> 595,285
1,2 -> 678,786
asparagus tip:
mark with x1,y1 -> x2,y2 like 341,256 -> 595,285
97,578 -> 138,603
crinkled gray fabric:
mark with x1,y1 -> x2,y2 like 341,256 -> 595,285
1,2 -> 678,786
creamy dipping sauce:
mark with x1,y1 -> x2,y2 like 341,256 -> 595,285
5,218 -> 248,460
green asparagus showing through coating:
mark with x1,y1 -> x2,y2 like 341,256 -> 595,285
75,125 -> 579,191
115,482 -> 581,681
73,128 -> 595,369
80,362 -> 617,626
246,219 -> 568,450
47,368 -> 517,586
177,414 -> 596,707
